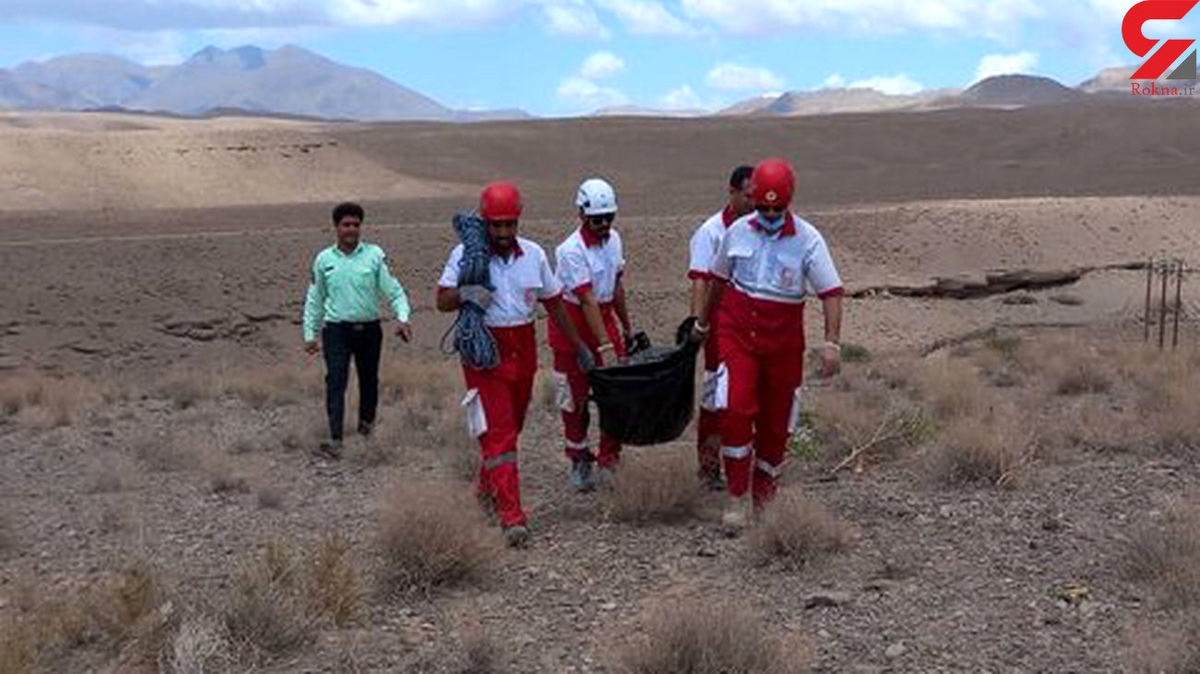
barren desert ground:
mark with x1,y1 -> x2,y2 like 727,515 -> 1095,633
3,101 -> 1200,672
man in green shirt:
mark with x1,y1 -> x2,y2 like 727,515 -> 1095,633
303,202 -> 412,458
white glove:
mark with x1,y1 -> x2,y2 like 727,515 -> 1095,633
460,285 -> 493,309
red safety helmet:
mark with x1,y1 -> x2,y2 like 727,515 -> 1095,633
751,158 -> 795,209
480,181 -> 522,221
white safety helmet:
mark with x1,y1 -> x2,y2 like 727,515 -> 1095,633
575,177 -> 618,216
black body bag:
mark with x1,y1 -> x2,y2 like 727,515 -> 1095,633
586,318 -> 700,446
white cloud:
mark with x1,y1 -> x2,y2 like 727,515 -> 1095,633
596,0 -> 697,35
580,51 -> 625,79
973,51 -> 1039,82
539,1 -> 611,38
823,72 -> 923,94
847,74 -> 924,95
705,62 -> 784,90
659,84 -> 703,109
557,74 -> 628,109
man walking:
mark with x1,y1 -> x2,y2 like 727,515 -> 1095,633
548,177 -> 635,491
693,158 -> 844,532
303,202 -> 412,459
437,182 -> 590,547
688,165 -> 754,491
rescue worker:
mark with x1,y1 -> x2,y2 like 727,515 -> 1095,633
692,158 -> 844,532
437,182 -> 591,548
688,164 -> 755,491
303,201 -> 412,459
548,177 -> 636,491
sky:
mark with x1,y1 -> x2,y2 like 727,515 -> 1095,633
0,1 -> 1193,115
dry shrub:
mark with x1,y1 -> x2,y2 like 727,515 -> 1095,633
281,416 -> 326,452
0,371 -> 101,428
914,358 -> 985,421
156,372 -> 220,410
1127,505 -> 1200,609
208,465 -> 249,495
222,366 -> 316,409
0,511 -> 11,553
615,598 -> 802,674
160,613 -> 233,674
1126,616 -> 1200,674
926,405 -> 1035,487
0,560 -> 166,672
378,480 -> 498,595
223,540 -> 316,657
748,490 -> 852,568
607,449 -> 702,524
809,372 -> 932,468
133,432 -> 200,473
1123,350 -> 1200,451
309,532 -> 359,627
222,535 -> 360,659
379,359 -> 470,452
1026,340 -> 1113,395
256,485 -> 284,510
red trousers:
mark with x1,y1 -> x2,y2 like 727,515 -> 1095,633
547,301 -> 627,467
462,325 -> 536,528
716,288 -> 806,505
696,308 -> 722,478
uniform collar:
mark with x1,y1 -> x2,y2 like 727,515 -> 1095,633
334,241 -> 364,257
749,212 -> 796,237
579,225 -> 608,248
721,205 -> 737,227
490,238 -> 524,259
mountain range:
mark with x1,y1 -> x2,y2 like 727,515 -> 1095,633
0,45 -> 1179,122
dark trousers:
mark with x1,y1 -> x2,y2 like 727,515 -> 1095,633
321,321 -> 382,441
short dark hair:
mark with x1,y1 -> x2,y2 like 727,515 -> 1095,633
729,165 -> 754,189
332,202 -> 364,225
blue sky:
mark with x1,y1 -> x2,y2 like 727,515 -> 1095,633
0,1 -> 1193,115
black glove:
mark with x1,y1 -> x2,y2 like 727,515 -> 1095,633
624,330 -> 651,356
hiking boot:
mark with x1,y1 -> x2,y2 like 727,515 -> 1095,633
313,439 -> 343,461
721,494 -> 752,536
503,525 -> 529,548
357,420 -> 374,437
594,465 -> 616,490
569,458 -> 595,492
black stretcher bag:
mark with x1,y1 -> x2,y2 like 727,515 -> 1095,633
587,319 -> 700,446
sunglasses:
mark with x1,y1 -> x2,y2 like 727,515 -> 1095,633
585,213 -> 615,225
756,204 -> 785,215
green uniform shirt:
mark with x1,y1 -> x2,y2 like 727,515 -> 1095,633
303,242 -> 411,342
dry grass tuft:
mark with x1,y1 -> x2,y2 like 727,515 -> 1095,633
378,480 -> 498,596
256,485 -> 284,510
308,532 -> 359,627
1126,505 -> 1200,609
0,512 -> 11,553
748,490 -> 853,567
133,431 -> 200,473
455,623 -> 506,674
0,371 -> 101,428
926,405 -> 1036,487
615,598 -> 802,674
808,371 -> 932,469
914,358 -> 985,421
607,449 -> 702,524
1126,616 -> 1200,674
161,613 -> 233,674
0,559 -> 166,672
222,540 -> 318,657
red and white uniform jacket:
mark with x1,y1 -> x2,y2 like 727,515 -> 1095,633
710,212 -> 843,352
688,205 -> 738,281
438,237 -> 563,326
555,227 -> 625,305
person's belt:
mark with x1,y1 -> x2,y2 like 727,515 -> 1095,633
326,319 -> 380,330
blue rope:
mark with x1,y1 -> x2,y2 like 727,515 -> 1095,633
442,212 -> 499,369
